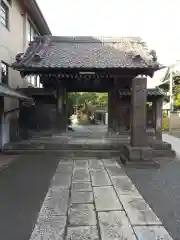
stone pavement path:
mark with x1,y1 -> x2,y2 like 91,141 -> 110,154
29,158 -> 173,240
163,133 -> 180,159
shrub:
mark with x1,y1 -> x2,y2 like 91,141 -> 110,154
162,112 -> 169,131
78,114 -> 90,125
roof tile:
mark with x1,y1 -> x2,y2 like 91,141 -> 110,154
119,88 -> 164,97
13,36 -> 160,71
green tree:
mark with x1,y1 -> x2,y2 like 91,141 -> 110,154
159,67 -> 180,109
96,93 -> 108,107
174,85 -> 180,108
68,92 -> 108,106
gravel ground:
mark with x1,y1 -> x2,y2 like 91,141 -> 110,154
0,154 -> 59,240
125,158 -> 180,240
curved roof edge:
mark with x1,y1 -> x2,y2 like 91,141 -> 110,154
20,0 -> 51,35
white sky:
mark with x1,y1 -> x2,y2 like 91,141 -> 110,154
37,0 -> 179,66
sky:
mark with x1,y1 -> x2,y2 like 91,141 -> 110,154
37,0 -> 180,66
36,0 -> 180,87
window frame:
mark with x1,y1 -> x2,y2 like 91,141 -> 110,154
1,61 -> 9,85
27,18 -> 39,43
0,0 -> 9,29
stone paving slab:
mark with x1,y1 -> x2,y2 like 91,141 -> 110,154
70,191 -> 94,204
112,176 -> 140,195
89,159 -> 103,169
102,158 -> 119,166
68,204 -> 97,226
60,159 -> 74,164
71,182 -> 92,191
73,168 -> 90,182
74,159 -> 88,169
93,186 -> 123,211
39,188 -> 69,217
51,173 -> 72,189
30,215 -> 66,240
28,155 -> 173,240
90,170 -> 112,186
120,195 -> 162,226
56,163 -> 73,173
98,211 -> 137,240
66,226 -> 99,240
133,226 -> 173,239
106,165 -> 126,177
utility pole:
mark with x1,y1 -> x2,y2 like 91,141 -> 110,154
169,66 -> 173,134
169,67 -> 174,112
163,60 -> 180,134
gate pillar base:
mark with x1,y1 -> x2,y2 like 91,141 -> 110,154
120,145 -> 159,168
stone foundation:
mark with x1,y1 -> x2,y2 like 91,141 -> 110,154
123,145 -> 153,161
121,139 -> 176,168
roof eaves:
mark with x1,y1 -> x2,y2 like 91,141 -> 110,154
20,0 -> 51,35
31,0 -> 51,35
0,83 -> 32,100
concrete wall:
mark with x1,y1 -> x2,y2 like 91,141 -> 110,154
170,113 -> 180,130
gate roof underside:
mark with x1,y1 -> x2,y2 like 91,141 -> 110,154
12,36 -> 162,78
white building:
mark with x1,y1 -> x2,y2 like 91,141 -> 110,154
0,0 -> 51,148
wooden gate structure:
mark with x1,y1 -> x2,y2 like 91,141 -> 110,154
12,36 -> 171,163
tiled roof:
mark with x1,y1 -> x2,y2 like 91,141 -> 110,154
0,83 -> 31,100
119,88 -> 164,97
12,36 -> 161,71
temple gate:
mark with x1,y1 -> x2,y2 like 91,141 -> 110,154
11,36 -> 174,165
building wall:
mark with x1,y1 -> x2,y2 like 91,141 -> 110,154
0,0 -> 27,89
0,0 -> 46,147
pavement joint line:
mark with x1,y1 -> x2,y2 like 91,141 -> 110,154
103,159 -> 172,239
89,163 -> 102,240
63,159 -> 74,240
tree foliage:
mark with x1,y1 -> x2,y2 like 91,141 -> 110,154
160,68 -> 180,109
172,72 -> 180,108
174,85 -> 180,108
68,92 -> 108,107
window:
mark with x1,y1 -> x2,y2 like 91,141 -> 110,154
36,76 -> 40,88
1,61 -> 8,85
0,1 -> 9,28
27,75 -> 41,87
27,20 -> 39,43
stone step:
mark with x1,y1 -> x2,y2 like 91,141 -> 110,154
152,149 -> 176,158
120,155 -> 160,169
3,142 -> 124,151
120,148 -> 176,169
3,149 -> 121,158
149,140 -> 172,150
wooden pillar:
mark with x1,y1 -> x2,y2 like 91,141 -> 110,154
64,90 -> 68,129
56,88 -> 63,130
108,91 -> 113,132
108,89 -> 119,132
114,89 -> 121,132
155,97 -> 163,140
56,84 -> 66,131
131,76 -> 147,147
118,98 -> 131,133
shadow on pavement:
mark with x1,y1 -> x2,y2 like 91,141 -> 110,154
125,158 -> 180,240
0,154 -> 59,240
